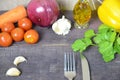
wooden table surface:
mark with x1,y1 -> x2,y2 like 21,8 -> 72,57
0,11 -> 120,80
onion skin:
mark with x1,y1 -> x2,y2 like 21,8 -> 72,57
27,0 -> 60,27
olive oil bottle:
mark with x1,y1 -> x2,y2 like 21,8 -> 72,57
73,0 -> 92,29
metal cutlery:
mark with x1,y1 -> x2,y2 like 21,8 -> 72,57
80,53 -> 90,80
64,53 -> 76,80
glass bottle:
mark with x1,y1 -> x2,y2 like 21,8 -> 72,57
73,0 -> 92,29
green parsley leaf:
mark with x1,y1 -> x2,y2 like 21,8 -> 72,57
103,53 -> 115,62
71,24 -> 120,62
98,41 -> 115,62
71,38 -> 93,53
72,39 -> 86,52
107,31 -> 116,42
114,41 -> 120,54
117,37 -> 120,45
82,38 -> 92,46
93,34 -> 103,44
84,29 -> 95,38
98,41 -> 113,54
98,24 -> 110,33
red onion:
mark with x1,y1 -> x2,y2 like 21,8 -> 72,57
27,0 -> 60,27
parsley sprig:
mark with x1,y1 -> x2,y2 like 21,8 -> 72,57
72,24 -> 120,62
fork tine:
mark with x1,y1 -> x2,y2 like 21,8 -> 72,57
70,53 -> 76,71
70,53 -> 73,71
64,53 -> 70,71
67,53 -> 70,71
72,53 -> 76,71
64,53 -> 76,80
64,53 -> 76,71
64,53 -> 67,71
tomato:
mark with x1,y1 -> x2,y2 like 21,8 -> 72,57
18,17 -> 32,31
0,32 -> 13,47
24,29 -> 39,44
1,22 -> 15,33
11,28 -> 24,42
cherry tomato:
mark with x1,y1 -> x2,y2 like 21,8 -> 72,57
18,17 -> 32,31
0,32 -> 13,47
1,22 -> 15,33
24,29 -> 39,44
11,28 -> 24,42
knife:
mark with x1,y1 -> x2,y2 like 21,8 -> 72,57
80,53 -> 90,80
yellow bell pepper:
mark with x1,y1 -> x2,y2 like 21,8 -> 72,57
98,0 -> 120,31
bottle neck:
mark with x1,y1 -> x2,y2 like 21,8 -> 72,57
86,0 -> 96,10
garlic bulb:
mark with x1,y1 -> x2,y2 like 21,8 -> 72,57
52,15 -> 71,35
13,56 -> 27,66
6,67 -> 21,76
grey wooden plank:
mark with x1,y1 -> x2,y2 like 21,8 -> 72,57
0,11 -> 120,80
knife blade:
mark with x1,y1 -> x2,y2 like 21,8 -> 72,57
80,53 -> 90,80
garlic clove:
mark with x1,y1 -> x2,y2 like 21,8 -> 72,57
13,56 -> 27,66
52,22 -> 63,35
6,67 -> 21,76
52,15 -> 71,35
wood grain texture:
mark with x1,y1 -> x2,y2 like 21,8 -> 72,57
0,11 -> 120,80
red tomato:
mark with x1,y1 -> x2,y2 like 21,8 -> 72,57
18,17 -> 32,31
0,32 -> 13,47
24,29 -> 39,44
11,28 -> 24,42
1,22 -> 15,33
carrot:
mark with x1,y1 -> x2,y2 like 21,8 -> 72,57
0,5 -> 27,28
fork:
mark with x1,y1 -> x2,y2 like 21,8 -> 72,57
64,53 -> 76,80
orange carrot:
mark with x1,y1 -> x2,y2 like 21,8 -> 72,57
0,5 -> 27,28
